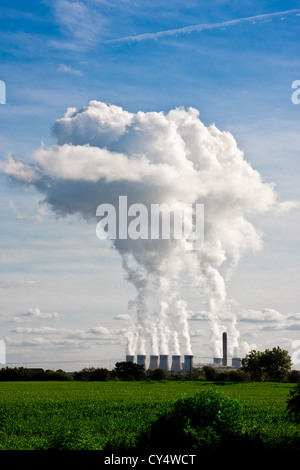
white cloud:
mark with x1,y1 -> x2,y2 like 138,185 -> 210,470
0,280 -> 36,289
114,313 -> 132,321
1,101 -> 296,359
239,308 -> 285,323
51,0 -> 108,47
19,308 -> 63,320
58,64 -> 83,76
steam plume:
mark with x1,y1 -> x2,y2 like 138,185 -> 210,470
1,101 -> 296,357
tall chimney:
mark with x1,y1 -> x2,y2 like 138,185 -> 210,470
183,355 -> 193,371
137,354 -> 147,370
171,355 -> 182,372
126,354 -> 135,363
222,332 -> 227,366
149,355 -> 159,370
159,354 -> 170,371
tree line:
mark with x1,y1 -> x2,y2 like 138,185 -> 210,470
0,346 -> 299,382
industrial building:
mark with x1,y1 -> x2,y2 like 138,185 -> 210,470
125,353 -> 194,373
125,332 -> 241,372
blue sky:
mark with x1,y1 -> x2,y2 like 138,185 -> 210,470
0,1 -> 299,371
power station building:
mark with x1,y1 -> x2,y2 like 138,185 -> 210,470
125,353 -> 194,373
125,332 -> 241,372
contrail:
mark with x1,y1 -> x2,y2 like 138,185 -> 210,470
103,9 -> 300,44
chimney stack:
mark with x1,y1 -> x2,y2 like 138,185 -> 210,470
183,355 -> 193,371
222,332 -> 227,366
171,355 -> 182,372
137,354 -> 147,370
126,354 -> 135,363
149,355 -> 159,370
159,354 -> 170,371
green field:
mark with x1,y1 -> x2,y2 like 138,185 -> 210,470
0,380 -> 299,451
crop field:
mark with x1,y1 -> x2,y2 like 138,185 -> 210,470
0,380 -> 299,451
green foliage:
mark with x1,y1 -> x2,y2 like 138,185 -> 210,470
287,384 -> 300,423
137,389 -> 246,450
111,361 -> 146,381
0,367 -> 71,381
0,379 -> 299,451
288,370 -> 300,383
146,368 -> 169,380
73,367 -> 110,381
242,347 -> 292,382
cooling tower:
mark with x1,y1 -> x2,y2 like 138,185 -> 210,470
137,354 -> 147,370
213,358 -> 222,365
126,355 -> 135,363
149,355 -> 159,370
171,355 -> 182,372
232,357 -> 241,368
183,355 -> 193,371
222,332 -> 227,366
159,355 -> 170,371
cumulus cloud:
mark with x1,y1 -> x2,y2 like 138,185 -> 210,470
239,308 -> 285,323
18,308 -> 63,321
1,100 -> 297,358
114,313 -> 132,321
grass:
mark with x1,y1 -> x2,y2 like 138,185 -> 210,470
0,380 -> 299,451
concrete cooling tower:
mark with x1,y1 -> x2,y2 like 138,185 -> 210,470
183,355 -> 193,371
126,355 -> 135,363
149,355 -> 159,370
171,355 -> 182,372
159,355 -> 170,371
137,354 -> 147,370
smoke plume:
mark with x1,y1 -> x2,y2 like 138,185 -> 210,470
1,101 -> 296,358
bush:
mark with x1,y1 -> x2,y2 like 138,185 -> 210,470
137,389 -> 248,451
287,384 -> 300,422
288,370 -> 300,383
73,368 -> 110,381
202,366 -> 218,381
147,368 -> 169,380
111,362 -> 146,381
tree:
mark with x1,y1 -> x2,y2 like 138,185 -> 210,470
242,347 -> 292,382
260,347 -> 292,382
111,361 -> 146,381
241,350 -> 264,381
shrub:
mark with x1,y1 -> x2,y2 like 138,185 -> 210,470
287,384 -> 300,422
147,368 -> 169,380
137,389 -> 247,450
202,366 -> 218,381
288,370 -> 300,383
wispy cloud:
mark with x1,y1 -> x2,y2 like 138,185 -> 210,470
0,281 -> 36,289
103,9 -> 300,44
58,64 -> 83,76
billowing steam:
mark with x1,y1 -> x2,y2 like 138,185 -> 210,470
1,101 -> 296,358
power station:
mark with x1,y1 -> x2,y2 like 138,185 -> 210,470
125,332 -> 241,372
125,353 -> 194,372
